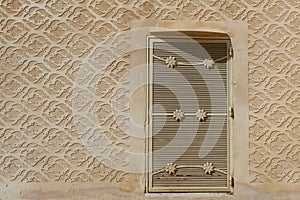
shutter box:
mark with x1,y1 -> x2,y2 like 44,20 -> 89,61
147,33 -> 232,192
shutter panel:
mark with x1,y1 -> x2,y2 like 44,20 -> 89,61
147,36 -> 231,192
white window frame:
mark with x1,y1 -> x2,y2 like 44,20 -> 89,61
147,35 -> 232,193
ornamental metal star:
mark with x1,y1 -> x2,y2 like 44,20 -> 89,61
165,56 -> 177,68
173,109 -> 184,121
203,162 -> 215,175
203,58 -> 214,69
196,109 -> 208,121
165,163 -> 177,175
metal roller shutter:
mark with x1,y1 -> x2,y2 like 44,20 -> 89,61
147,35 -> 232,192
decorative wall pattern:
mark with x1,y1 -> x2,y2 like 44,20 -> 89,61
0,0 -> 299,186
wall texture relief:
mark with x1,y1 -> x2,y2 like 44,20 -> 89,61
0,0 -> 300,199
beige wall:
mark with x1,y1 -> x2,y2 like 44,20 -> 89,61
0,0 -> 299,199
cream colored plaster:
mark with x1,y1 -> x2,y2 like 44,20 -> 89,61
1,0 -> 300,199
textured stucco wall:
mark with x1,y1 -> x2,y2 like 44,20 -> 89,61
0,0 -> 300,199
